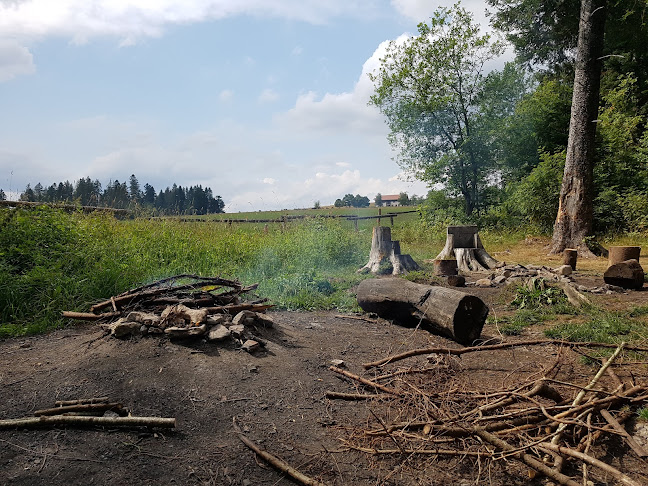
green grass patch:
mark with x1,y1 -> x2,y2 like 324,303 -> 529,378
544,311 -> 647,343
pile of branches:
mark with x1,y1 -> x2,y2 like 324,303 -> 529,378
327,340 -> 648,486
63,274 -> 270,323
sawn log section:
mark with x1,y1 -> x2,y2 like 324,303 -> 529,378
356,279 -> 488,345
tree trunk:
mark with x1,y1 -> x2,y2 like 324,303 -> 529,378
358,226 -> 419,275
550,0 -> 607,255
356,279 -> 488,345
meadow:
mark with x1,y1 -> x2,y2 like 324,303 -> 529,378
1,205 -> 647,338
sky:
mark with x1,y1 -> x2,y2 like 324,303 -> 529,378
0,0 -> 499,211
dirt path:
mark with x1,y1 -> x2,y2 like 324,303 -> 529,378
2,281 -> 648,485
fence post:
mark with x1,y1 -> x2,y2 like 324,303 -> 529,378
378,208 -> 382,226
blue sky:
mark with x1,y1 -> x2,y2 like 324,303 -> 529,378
0,0 -> 495,211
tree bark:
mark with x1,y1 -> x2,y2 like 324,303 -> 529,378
358,226 -> 420,275
550,0 -> 607,255
356,279 -> 488,344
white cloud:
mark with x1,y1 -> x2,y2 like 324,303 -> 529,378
0,1 -> 381,44
262,177 -> 275,184
218,89 -> 233,102
335,162 -> 350,168
258,88 -> 279,103
391,0 -> 494,32
0,40 -> 35,81
291,45 -> 303,56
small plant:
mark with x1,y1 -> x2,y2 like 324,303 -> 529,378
545,313 -> 639,343
510,281 -> 567,309
638,408 -> 648,421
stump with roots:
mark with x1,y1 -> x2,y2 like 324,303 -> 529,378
435,225 -> 498,273
358,226 -> 420,275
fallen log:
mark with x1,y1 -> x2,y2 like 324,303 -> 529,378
0,415 -> 176,430
34,402 -> 126,417
356,279 -> 488,345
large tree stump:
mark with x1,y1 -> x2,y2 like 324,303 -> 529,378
358,226 -> 420,275
435,225 -> 498,273
356,279 -> 488,344
608,246 -> 641,266
604,259 -> 644,290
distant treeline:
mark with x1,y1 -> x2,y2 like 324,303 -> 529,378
13,174 -> 225,215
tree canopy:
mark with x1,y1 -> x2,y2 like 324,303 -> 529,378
369,4 -> 527,215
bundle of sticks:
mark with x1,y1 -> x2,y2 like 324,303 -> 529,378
327,341 -> 648,486
0,397 -> 176,430
62,274 -> 270,322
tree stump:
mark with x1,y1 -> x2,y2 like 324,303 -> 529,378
563,248 -> 578,270
356,279 -> 488,344
435,225 -> 498,273
604,259 -> 644,290
358,226 -> 420,275
608,246 -> 641,266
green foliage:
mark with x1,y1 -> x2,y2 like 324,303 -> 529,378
496,309 -> 546,335
638,408 -> 648,421
544,311 -> 646,343
506,151 -> 565,232
369,4 -> 529,216
0,210 -> 369,337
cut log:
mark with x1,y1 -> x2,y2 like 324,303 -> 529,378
435,226 -> 498,272
608,246 -> 641,266
358,226 -> 420,275
433,259 -> 458,276
604,259 -> 644,289
562,248 -> 578,270
356,279 -> 488,345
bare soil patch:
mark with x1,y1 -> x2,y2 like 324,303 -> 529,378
2,273 -> 648,485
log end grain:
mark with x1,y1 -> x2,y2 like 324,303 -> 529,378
453,295 -> 489,345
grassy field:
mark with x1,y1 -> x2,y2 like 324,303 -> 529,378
1,205 -> 647,338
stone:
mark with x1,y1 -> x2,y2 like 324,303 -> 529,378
164,324 -> 208,339
229,324 -> 246,338
330,359 -> 346,368
161,304 -> 208,328
109,319 -> 141,338
242,339 -> 261,353
446,275 -> 466,287
475,278 -> 492,288
555,264 -> 573,276
125,311 -> 161,326
492,275 -> 507,285
207,324 -> 231,342
206,314 -> 232,326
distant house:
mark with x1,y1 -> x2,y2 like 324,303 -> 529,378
379,194 -> 400,207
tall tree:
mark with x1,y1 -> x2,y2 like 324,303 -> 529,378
550,0 -> 607,254
369,5 -> 521,215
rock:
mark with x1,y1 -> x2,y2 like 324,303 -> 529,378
140,325 -> 149,335
164,324 -> 208,339
446,275 -> 466,287
475,278 -> 493,288
109,319 -> 141,338
229,324 -> 246,338
161,304 -> 208,328
330,359 -> 346,368
500,269 -> 512,278
233,310 -> 274,328
206,314 -> 232,326
241,339 -> 261,353
125,311 -> 161,326
148,326 -> 164,335
492,275 -> 507,285
554,264 -> 573,276
207,324 -> 231,342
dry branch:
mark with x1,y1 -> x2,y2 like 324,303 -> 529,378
325,391 -> 391,401
537,442 -> 643,486
362,339 -> 648,369
0,415 -> 176,430
329,366 -> 399,395
34,402 -> 126,417
600,409 -> 648,458
61,311 -> 121,321
234,421 -> 327,486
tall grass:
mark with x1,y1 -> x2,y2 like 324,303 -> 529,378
0,208 -> 372,336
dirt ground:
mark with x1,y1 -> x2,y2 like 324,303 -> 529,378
2,270 -> 648,485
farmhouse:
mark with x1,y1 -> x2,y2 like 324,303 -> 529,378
379,194 -> 400,207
